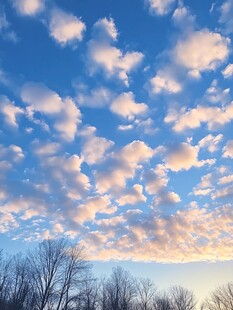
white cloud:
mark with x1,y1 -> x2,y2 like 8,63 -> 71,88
95,141 -> 154,193
22,82 -> 63,114
204,80 -> 230,105
142,164 -> 180,207
88,42 -> 143,86
193,188 -> 213,196
154,191 -> 180,206
92,17 -> 118,42
188,69 -> 201,79
143,164 -> 168,195
53,97 -> 81,141
0,95 -> 23,128
198,134 -> 223,153
165,101 -> 233,132
192,167 -> 233,198
223,140 -> 233,158
165,143 -> 215,172
0,144 -> 24,163
0,10 -> 9,30
0,10 -> 18,42
110,92 -> 148,120
0,69 -> 11,87
43,154 -> 90,200
49,8 -> 86,46
118,118 -> 157,135
2,196 -> 46,219
21,209 -> 43,220
118,124 -> 134,131
70,195 -> 116,225
219,0 -> 233,34
0,161 -> 12,177
174,30 -> 230,75
196,173 -> 215,189
145,0 -> 175,16
52,223 -> 64,234
31,140 -> 60,157
118,141 -> 154,164
116,184 -> 147,206
88,18 -> 143,86
212,185 -> 233,200
134,118 -> 157,135
222,64 -> 233,78
12,0 -> 45,16
150,70 -> 182,94
0,189 -> 7,201
172,4 -> 195,31
79,126 -> 114,165
76,86 -> 113,108
218,174 -> 233,185
21,82 -> 82,141
0,211 -> 18,233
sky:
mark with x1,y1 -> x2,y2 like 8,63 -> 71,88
0,0 -> 233,302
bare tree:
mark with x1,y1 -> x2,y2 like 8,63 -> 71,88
98,277 -> 108,310
153,292 -> 172,310
0,250 -> 12,309
7,254 -> 34,310
76,271 -> 100,310
201,282 -> 233,310
28,238 -> 88,310
169,286 -> 196,310
27,238 -> 67,310
55,244 -> 89,310
135,278 -> 156,310
104,266 -> 136,310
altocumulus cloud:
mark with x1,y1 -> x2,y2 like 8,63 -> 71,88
11,0 -> 45,16
0,0 -> 233,265
48,8 -> 86,46
87,17 -> 144,86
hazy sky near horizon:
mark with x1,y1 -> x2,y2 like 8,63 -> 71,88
0,0 -> 233,299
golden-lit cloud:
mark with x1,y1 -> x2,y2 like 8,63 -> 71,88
49,8 -> 86,46
88,18 -> 144,86
11,0 -> 45,16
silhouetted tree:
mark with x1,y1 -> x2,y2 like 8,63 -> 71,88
153,292 -> 172,310
27,239 -> 67,310
201,282 -> 233,310
55,244 -> 89,310
0,250 -> 12,310
169,286 -> 197,310
7,254 -> 33,310
135,278 -> 156,310
76,271 -> 100,310
104,266 -> 136,310
27,238 -> 89,310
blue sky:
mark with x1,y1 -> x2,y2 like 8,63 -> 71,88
0,0 -> 233,301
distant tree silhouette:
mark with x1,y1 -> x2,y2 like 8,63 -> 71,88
75,271 -> 100,310
153,292 -> 172,310
201,282 -> 233,310
169,285 -> 197,310
103,266 -> 136,310
27,238 -> 89,310
135,278 -> 156,310
0,249 -> 12,310
7,254 -> 34,310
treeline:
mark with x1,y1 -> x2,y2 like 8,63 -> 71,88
0,239 -> 232,310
